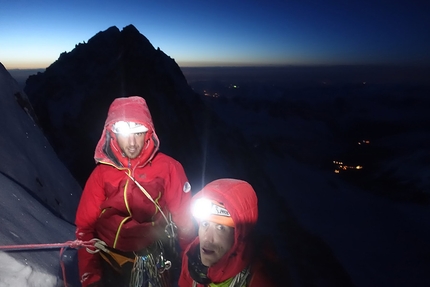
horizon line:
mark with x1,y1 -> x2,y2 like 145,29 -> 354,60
6,63 -> 430,71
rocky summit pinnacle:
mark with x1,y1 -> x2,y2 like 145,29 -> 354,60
24,25 -> 202,186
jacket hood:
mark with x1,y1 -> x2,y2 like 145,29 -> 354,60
94,96 -> 159,167
190,178 -> 258,283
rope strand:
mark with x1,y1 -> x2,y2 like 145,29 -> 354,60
0,239 -> 101,287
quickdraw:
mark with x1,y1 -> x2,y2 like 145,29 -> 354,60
129,240 -> 172,287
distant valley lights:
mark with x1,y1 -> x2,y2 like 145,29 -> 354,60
333,139 -> 369,173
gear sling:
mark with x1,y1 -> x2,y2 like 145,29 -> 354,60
92,172 -> 179,287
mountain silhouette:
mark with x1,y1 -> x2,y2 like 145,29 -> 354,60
24,25 -> 210,188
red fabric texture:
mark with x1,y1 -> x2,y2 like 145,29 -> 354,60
179,178 -> 272,286
75,96 -> 196,286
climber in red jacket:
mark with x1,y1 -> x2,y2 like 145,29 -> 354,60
75,96 -> 196,287
179,178 -> 285,287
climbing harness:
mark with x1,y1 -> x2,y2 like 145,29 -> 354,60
107,172 -> 179,287
90,237 -> 173,287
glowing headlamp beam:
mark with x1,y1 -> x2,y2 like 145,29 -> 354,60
192,198 -> 231,220
112,121 -> 148,136
192,198 -> 213,220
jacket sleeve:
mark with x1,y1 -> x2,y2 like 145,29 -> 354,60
163,159 -> 196,252
75,166 -> 106,287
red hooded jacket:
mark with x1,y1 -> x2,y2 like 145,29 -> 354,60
75,96 -> 196,287
178,179 -> 281,287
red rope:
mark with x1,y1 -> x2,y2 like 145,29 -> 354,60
0,239 -> 97,287
0,240 -> 95,251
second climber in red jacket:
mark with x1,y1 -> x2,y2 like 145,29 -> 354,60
179,178 -> 287,287
75,96 -> 196,287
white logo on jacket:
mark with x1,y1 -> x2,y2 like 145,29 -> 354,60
183,182 -> 191,193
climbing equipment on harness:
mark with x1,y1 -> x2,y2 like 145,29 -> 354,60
85,238 -> 173,287
79,173 -> 180,286
229,267 -> 250,287
126,172 -> 179,256
129,240 -> 172,287
98,172 -> 179,287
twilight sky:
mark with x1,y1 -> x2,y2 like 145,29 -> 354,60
1,0 -> 430,69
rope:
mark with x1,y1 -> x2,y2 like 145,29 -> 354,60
126,172 -> 180,266
125,173 -> 170,225
0,239 -> 101,287
126,172 -> 178,240
0,240 -> 95,251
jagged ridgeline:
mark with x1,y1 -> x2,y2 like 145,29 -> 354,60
23,25 -> 256,191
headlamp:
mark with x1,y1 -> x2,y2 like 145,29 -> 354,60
112,121 -> 148,136
192,198 -> 234,227
192,198 -> 213,220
